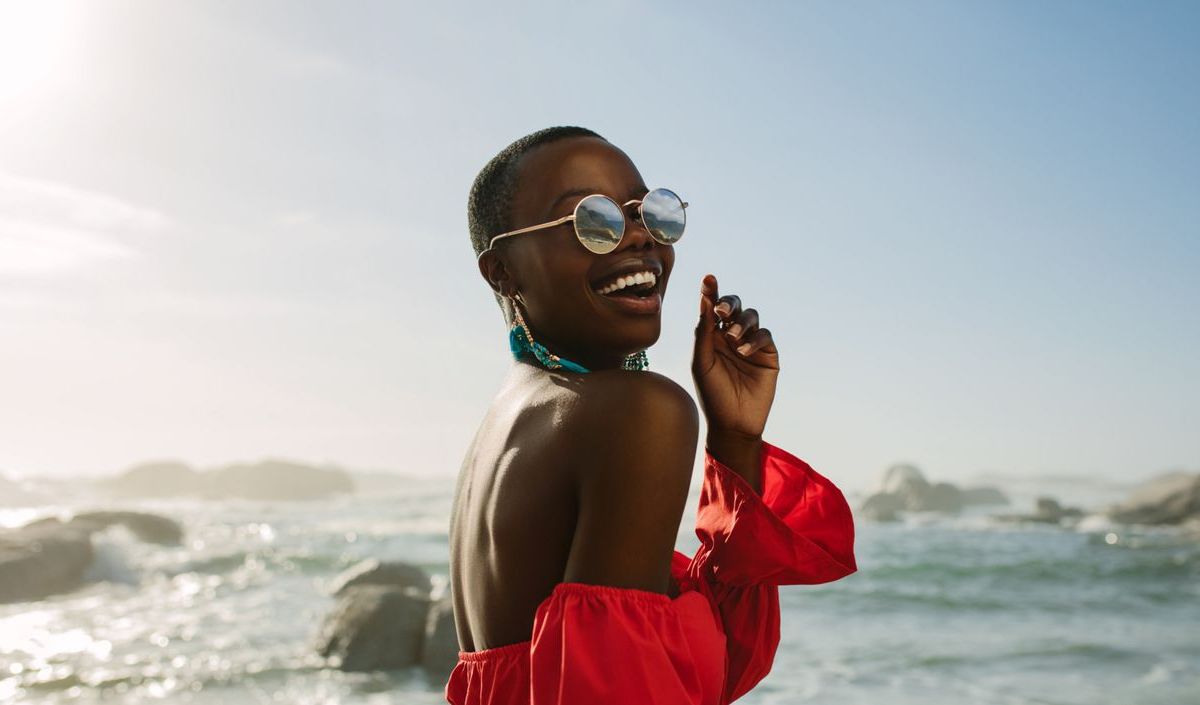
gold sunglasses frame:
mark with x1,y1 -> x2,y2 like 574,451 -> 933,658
480,188 -> 688,256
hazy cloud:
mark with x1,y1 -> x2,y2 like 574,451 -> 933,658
0,171 -> 169,275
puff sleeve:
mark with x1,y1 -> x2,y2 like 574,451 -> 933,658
675,438 -> 858,703
524,439 -> 856,705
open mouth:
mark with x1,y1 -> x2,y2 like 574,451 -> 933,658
592,271 -> 659,299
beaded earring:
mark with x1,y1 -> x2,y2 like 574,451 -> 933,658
507,294 -> 648,373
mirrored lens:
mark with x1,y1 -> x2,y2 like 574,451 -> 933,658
641,188 -> 686,244
574,195 -> 625,254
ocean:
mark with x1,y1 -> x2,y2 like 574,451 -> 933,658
2,473 -> 1197,705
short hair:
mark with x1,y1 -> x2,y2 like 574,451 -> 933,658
468,126 -> 607,325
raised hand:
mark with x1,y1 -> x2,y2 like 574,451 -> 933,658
691,273 -> 780,442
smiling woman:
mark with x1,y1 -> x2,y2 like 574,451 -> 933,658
448,126 -> 857,704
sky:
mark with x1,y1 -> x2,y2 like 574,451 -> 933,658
0,1 -> 1196,491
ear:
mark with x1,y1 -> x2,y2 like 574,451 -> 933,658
477,249 -> 520,299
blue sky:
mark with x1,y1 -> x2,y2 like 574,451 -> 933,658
0,1 -> 1196,490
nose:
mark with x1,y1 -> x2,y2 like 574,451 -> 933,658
617,205 -> 655,251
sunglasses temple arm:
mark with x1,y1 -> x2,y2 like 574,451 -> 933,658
486,214 -> 576,249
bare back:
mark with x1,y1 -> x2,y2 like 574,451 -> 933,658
448,361 -> 688,652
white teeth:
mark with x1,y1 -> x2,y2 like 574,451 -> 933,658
595,270 -> 657,295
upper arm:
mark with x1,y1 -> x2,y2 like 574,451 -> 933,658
561,371 -> 700,594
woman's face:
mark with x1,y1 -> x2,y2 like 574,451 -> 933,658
493,136 -> 675,371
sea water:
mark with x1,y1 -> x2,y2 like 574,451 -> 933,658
2,475 -> 1197,705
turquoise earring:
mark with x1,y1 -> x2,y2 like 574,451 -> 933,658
507,294 -> 648,373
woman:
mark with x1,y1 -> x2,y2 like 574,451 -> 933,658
445,126 -> 857,705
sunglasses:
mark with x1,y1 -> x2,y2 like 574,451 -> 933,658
485,187 -> 688,255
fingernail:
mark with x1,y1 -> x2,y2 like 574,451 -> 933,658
714,303 -> 730,317
726,324 -> 743,339
737,343 -> 752,355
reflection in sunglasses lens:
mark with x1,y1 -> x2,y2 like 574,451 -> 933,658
575,195 -> 624,254
642,188 -> 686,244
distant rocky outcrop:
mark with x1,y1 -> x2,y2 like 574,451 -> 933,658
0,473 -> 45,506
0,510 -> 182,603
316,561 -> 457,678
994,496 -> 1086,525
1107,471 -> 1200,526
858,463 -> 1009,521
104,458 -> 353,501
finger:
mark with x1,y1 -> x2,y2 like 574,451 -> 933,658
735,327 -> 777,358
724,307 -> 759,343
714,294 -> 741,323
696,274 -> 719,349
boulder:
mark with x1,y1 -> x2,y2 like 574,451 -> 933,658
421,591 -> 459,679
1108,471 -> 1200,525
859,464 -> 967,518
317,585 -> 431,671
961,486 -> 1010,506
994,496 -> 1085,525
67,511 -> 183,545
0,522 -> 94,604
331,559 -> 433,597
858,492 -> 904,522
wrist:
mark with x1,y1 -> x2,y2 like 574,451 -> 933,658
704,429 -> 764,493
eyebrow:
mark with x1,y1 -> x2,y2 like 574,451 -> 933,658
546,186 -> 649,215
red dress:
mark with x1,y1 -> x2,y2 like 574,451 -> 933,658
444,439 -> 857,705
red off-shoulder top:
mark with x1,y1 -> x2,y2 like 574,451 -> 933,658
444,439 -> 857,705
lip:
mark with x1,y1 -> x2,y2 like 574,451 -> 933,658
590,258 -> 664,290
598,290 -> 662,315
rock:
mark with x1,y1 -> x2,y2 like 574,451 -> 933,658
994,496 -> 1085,525
859,464 -> 966,518
961,486 -> 1010,506
202,460 -> 353,501
858,492 -> 904,522
67,511 -> 183,545
105,461 -> 202,497
317,585 -> 431,671
105,458 -> 353,501
331,559 -> 433,597
0,522 -> 94,604
0,473 -> 45,506
421,591 -> 459,679
1108,471 -> 1200,525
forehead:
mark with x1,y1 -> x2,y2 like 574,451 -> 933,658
511,136 -> 647,217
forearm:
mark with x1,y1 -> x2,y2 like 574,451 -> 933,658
704,429 -> 764,495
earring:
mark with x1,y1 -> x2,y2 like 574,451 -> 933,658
507,294 -> 590,373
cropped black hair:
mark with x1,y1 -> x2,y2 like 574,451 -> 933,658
468,126 -> 606,325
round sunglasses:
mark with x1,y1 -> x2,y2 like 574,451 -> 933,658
485,187 -> 688,255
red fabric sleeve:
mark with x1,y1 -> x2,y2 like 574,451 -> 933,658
675,438 -> 858,703
525,440 -> 856,705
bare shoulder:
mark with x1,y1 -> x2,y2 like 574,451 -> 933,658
557,369 -> 700,592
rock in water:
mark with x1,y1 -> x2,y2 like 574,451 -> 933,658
422,591 -> 459,679
1109,471 -> 1200,525
104,460 -> 202,497
68,511 -> 183,545
0,523 -> 94,604
317,585 -> 431,671
331,559 -> 433,597
203,460 -> 353,501
961,486 -> 1010,506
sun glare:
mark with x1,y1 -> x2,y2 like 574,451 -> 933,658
0,1 -> 83,107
